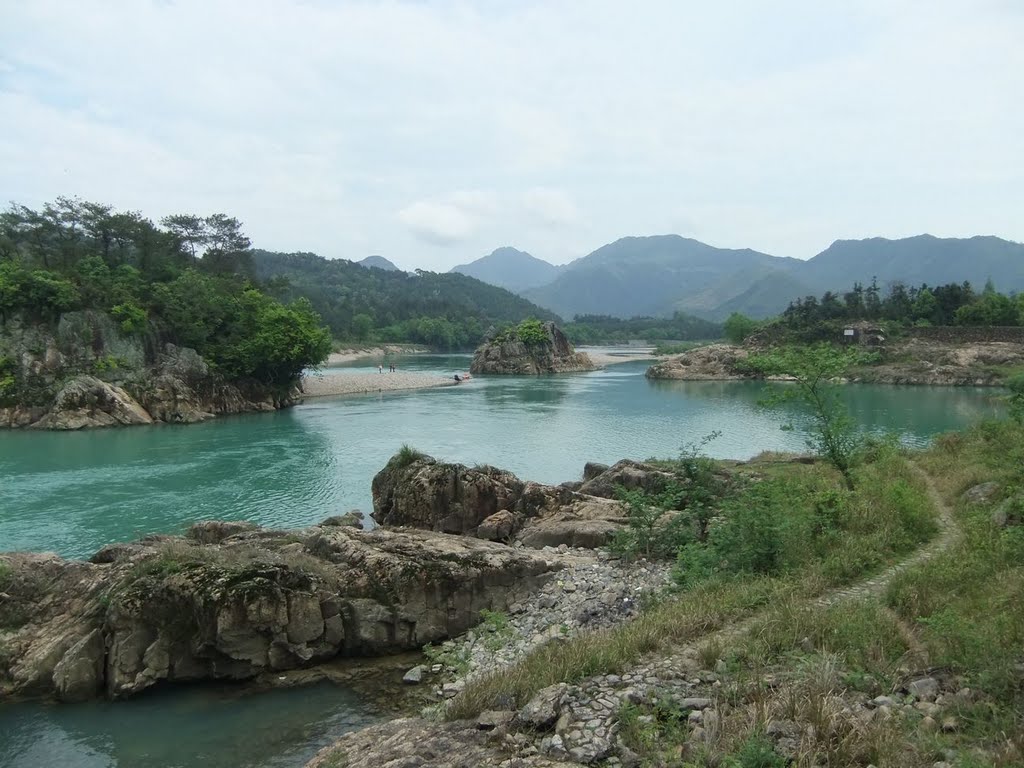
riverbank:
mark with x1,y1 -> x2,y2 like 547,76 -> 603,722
647,338 -> 1024,386
326,344 -> 428,366
309,423 -> 1024,767
301,370 -> 459,398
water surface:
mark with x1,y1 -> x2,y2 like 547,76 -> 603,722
0,354 -> 1002,559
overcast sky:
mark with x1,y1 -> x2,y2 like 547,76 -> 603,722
2,1 -> 1022,271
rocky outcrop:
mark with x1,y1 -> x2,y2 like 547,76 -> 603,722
849,339 -> 1024,386
469,322 -> 596,375
0,309 -> 291,429
645,343 -> 751,381
28,376 -> 153,429
371,452 -> 680,549
0,524 -> 558,701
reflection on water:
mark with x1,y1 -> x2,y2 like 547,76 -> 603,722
0,357 -> 1003,559
0,682 -> 376,768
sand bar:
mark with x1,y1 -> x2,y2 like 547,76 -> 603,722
301,371 -> 459,398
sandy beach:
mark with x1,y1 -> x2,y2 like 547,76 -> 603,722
324,346 -> 425,366
302,346 -> 654,398
300,371 -> 459,398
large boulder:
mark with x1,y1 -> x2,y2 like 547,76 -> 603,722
29,375 -> 153,430
578,459 -> 677,499
372,451 -> 631,549
0,524 -> 558,701
371,454 -> 525,535
469,321 -> 596,375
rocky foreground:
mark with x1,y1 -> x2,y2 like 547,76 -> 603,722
0,453 -> 678,703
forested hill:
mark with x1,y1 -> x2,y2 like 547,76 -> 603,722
251,250 -> 561,349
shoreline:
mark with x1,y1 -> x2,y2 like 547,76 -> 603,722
301,371 -> 460,398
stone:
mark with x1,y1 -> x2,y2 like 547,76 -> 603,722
870,695 -> 898,708
678,697 -> 713,710
992,494 -> 1023,528
403,665 -> 426,684
920,716 -> 938,733
518,683 -> 568,730
477,509 -> 518,542
186,520 -> 259,544
476,710 -> 515,730
1,523 -> 558,701
577,460 -> 676,499
320,511 -> 364,528
31,375 -> 153,430
906,676 -> 940,702
51,629 -> 105,702
961,482 -> 1000,505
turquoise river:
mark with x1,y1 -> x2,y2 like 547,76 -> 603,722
0,352 -> 1005,767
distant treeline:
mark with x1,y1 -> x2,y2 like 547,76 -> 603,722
781,279 -> 1023,329
251,250 -> 561,350
563,313 -> 723,345
0,197 -> 330,387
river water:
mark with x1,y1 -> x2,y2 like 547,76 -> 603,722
0,352 -> 1004,766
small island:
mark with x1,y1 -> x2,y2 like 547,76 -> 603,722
469,319 -> 598,375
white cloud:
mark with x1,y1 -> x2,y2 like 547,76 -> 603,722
523,188 -> 579,229
0,0 -> 1022,266
398,197 -> 481,247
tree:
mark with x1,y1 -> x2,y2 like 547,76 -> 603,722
723,312 -> 758,344
352,313 -> 373,341
747,344 -> 871,489
160,214 -> 206,263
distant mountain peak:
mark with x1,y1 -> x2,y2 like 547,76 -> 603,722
358,255 -> 400,271
451,247 -> 563,293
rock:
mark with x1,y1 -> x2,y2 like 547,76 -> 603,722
51,629 -> 105,702
89,542 -> 145,564
992,494 -> 1023,528
645,344 -> 751,381
518,683 -> 568,730
403,665 -> 426,684
30,375 -> 153,430
1,524 -> 558,701
906,676 -> 940,702
476,710 -> 515,730
582,462 -> 610,481
961,482 -> 1001,505
186,520 -> 259,544
920,716 -> 938,733
870,695 -> 898,708
515,517 -> 621,549
371,453 -> 525,535
678,697 -> 713,710
469,322 -> 597,375
320,511 -> 364,528
577,460 -> 676,499
477,510 -> 518,542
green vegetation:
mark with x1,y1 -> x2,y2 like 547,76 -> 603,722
652,340 -> 713,356
563,313 -> 722,346
393,444 -> 427,468
0,198 -> 331,390
449,443 -> 937,723
1007,373 -> 1024,425
776,278 -> 1023,342
449,416 -> 1024,767
723,312 -> 761,344
251,249 -> 558,349
746,345 -> 877,489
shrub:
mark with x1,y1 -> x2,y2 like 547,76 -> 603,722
394,444 -> 427,468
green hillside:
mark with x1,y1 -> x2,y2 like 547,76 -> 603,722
251,250 -> 561,350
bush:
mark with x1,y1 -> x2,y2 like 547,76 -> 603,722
394,444 -> 427,468
515,318 -> 548,346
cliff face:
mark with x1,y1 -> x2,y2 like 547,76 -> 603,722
469,321 -> 596,375
0,312 -> 290,429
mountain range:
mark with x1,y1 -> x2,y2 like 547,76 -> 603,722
450,234 -> 1024,320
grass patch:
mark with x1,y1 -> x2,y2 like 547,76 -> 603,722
393,443 -> 427,468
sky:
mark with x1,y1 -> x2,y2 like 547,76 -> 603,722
1,1 -> 1022,271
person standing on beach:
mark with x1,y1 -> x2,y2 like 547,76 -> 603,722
378,364 -> 383,374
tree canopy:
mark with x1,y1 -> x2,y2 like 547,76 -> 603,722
0,197 -> 330,387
